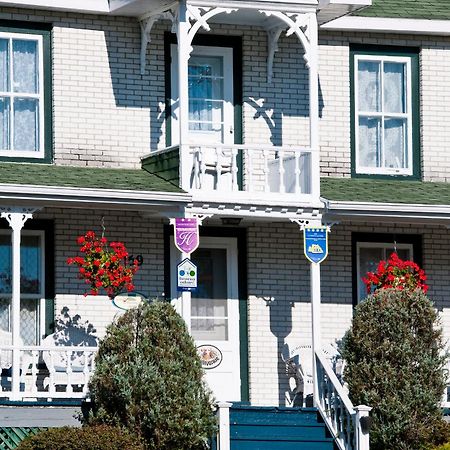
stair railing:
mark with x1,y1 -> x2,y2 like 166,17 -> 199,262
315,349 -> 371,450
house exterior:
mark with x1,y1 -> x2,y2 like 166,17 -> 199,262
0,0 -> 449,447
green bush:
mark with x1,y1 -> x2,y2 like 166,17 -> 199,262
16,425 -> 144,450
341,288 -> 449,450
88,301 -> 216,450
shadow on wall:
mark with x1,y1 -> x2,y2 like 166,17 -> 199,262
50,306 -> 98,347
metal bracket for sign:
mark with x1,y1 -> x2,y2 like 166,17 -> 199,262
170,213 -> 213,227
290,218 -> 311,231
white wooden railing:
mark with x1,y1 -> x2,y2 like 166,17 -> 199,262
185,143 -> 313,198
315,350 -> 371,450
0,345 -> 97,401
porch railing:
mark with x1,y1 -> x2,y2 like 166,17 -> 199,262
315,350 -> 371,450
184,143 -> 314,200
0,345 -> 97,401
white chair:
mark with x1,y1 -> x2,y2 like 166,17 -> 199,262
42,328 -> 97,394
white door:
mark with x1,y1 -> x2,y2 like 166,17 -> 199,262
171,237 -> 241,401
171,45 -> 234,145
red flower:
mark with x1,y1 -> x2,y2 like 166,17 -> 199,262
67,230 -> 139,298
363,252 -> 428,296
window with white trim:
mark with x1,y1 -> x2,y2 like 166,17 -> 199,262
0,26 -> 51,161
352,47 -> 419,178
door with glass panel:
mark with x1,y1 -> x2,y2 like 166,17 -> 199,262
171,237 -> 241,401
357,242 -> 413,302
171,45 -> 234,145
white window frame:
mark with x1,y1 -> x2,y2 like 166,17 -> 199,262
354,54 -> 413,176
356,241 -> 413,303
0,32 -> 45,158
0,229 -> 45,344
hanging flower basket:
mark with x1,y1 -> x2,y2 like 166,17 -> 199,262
363,252 -> 428,295
67,230 -> 139,298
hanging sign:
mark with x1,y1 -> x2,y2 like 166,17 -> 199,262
174,218 -> 199,254
197,345 -> 223,370
177,258 -> 197,291
112,291 -> 147,310
304,226 -> 328,264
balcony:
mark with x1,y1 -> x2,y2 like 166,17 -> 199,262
142,144 -> 320,210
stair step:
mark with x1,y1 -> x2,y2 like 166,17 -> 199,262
231,424 -> 332,441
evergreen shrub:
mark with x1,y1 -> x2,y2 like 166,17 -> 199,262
88,301 -> 216,450
16,425 -> 144,450
342,288 -> 449,450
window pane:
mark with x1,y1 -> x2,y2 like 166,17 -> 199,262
358,116 -> 381,167
13,97 -> 39,151
359,247 -> 383,300
0,236 -> 12,293
0,97 -> 10,150
191,318 -> 228,340
0,297 -> 9,332
384,118 -> 407,169
384,62 -> 406,113
20,298 -> 38,345
12,39 -> 38,94
21,235 -> 41,294
358,60 -> 380,112
0,39 -> 9,92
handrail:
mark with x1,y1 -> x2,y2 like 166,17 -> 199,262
188,142 -> 312,153
315,349 -> 371,450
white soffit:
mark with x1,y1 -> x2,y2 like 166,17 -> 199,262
0,0 -> 110,13
321,16 -> 450,35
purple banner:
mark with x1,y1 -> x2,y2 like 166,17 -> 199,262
174,218 -> 199,254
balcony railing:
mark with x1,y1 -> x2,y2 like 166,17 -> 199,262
179,143 -> 317,203
0,344 -> 97,401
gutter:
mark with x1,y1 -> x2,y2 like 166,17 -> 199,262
321,16 -> 450,36
322,197 -> 450,223
0,183 -> 191,211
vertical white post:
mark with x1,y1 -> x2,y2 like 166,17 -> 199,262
181,250 -> 191,333
310,261 -> 321,407
217,401 -> 232,450
308,13 -> 320,200
355,405 -> 372,450
177,1 -> 191,191
1,211 -> 33,400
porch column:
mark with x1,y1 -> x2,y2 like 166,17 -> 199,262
1,209 -> 35,400
177,0 -> 191,191
308,15 -> 320,200
310,259 -> 321,406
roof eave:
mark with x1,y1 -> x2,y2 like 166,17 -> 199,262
0,183 -> 191,212
321,16 -> 450,35
322,198 -> 450,224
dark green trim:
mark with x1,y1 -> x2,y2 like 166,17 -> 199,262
350,45 -> 421,181
0,219 -> 55,337
164,32 -> 243,148
0,21 -> 53,164
351,232 -> 422,306
164,225 -> 249,402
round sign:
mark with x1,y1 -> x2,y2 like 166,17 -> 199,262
197,344 -> 223,370
112,292 -> 146,311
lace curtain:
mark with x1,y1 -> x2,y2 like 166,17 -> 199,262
0,37 -> 39,152
357,60 -> 407,169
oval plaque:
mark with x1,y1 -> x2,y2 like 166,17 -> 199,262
197,344 -> 223,370
112,292 -> 146,311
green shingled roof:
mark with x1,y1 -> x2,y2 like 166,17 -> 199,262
354,0 -> 450,20
321,177 -> 450,205
0,163 -> 183,192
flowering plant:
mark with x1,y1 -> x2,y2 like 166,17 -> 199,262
67,230 -> 139,298
363,252 -> 428,294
